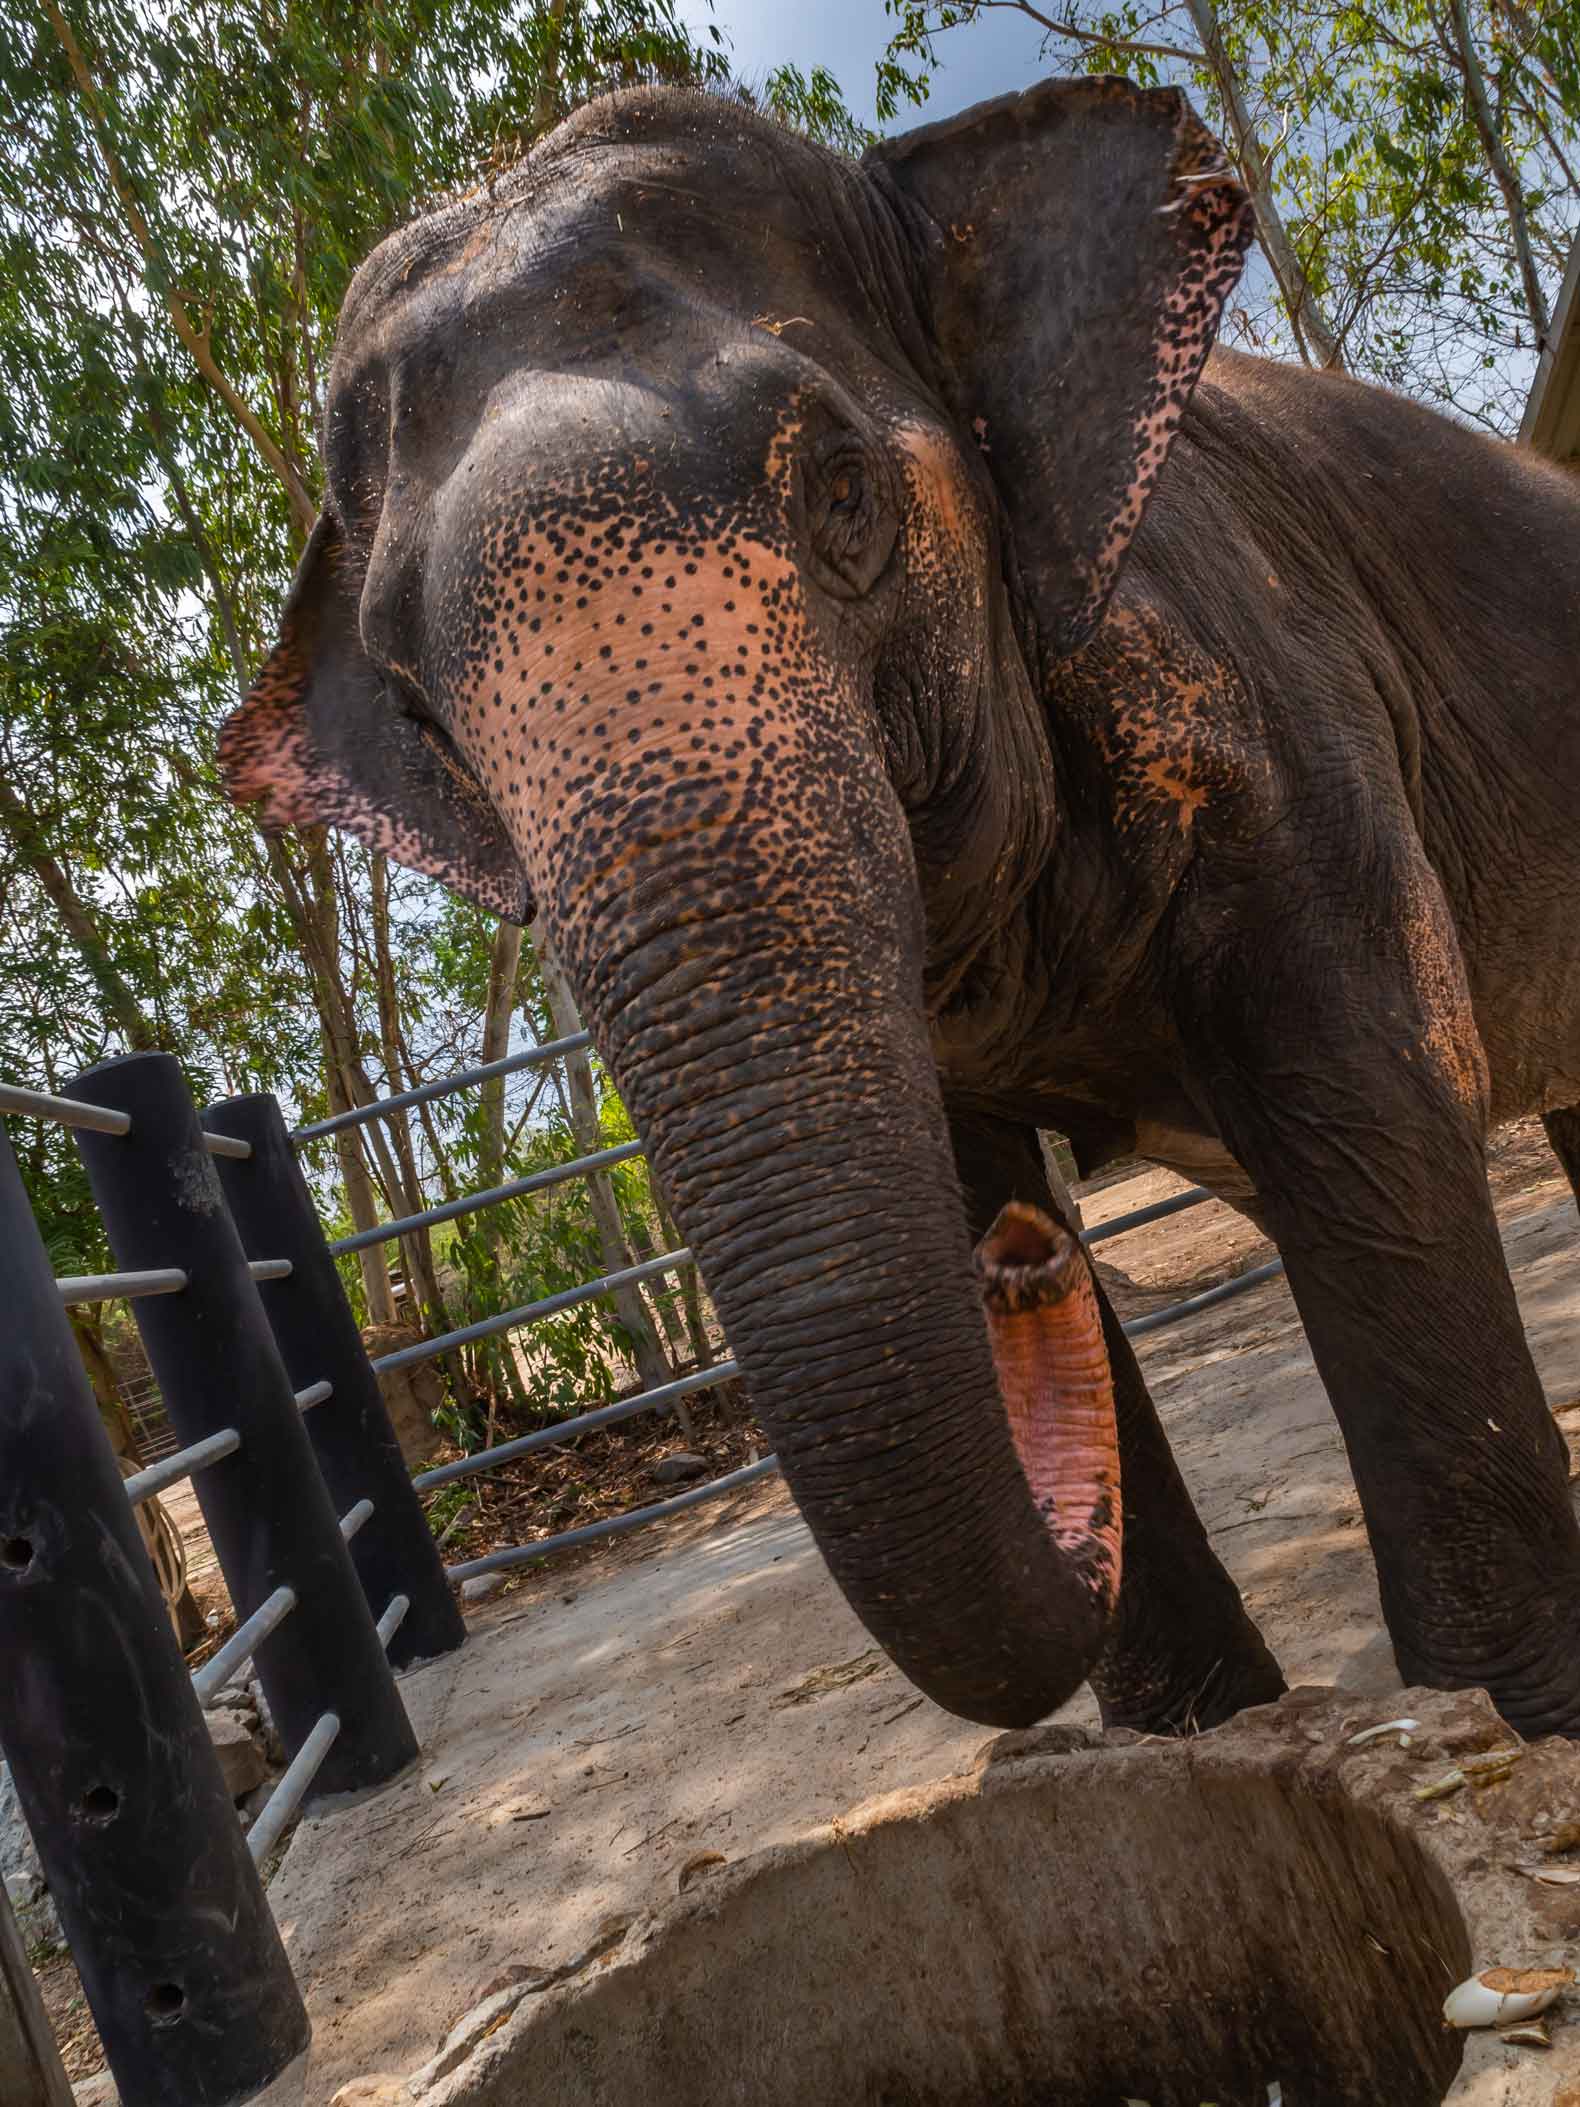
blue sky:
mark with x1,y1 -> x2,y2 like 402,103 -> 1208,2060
678,0 -> 1057,135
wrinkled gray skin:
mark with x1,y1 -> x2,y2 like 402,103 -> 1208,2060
223,76 -> 1580,1739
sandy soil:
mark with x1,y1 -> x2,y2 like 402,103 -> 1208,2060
236,1120 -> 1580,2101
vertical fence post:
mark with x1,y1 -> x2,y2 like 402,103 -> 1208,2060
1,1884 -> 74,2107
203,1092 -> 464,1669
0,1125 -> 308,2107
68,1052 -> 418,1799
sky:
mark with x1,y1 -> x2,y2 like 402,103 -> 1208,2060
677,0 -> 1057,136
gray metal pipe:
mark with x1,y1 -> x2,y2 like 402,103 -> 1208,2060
123,1429 -> 242,1508
446,1454 -> 782,1580
0,1081 -> 251,1158
373,1246 -> 692,1374
191,1586 -> 297,1709
245,1713 -> 341,1863
1083,1186 -> 1212,1245
414,1361 -> 740,1493
294,1380 -> 333,1411
0,1081 -> 131,1135
339,1499 -> 374,1542
328,1139 -> 645,1256
375,1595 -> 410,1651
293,1029 -> 594,1143
1121,1258 -> 1286,1338
56,1267 -> 187,1307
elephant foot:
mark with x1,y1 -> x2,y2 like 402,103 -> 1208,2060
1091,1598 -> 1287,1738
1389,1634 -> 1580,1744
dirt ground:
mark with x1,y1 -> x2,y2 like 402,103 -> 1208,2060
42,1122 -> 1580,2098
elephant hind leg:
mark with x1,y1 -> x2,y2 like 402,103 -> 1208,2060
1542,1106 -> 1580,1208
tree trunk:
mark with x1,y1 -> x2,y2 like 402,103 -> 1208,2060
0,774 -> 158,1052
265,833 -> 398,1323
535,934 -> 677,1395
472,917 -> 532,1413
365,854 -> 448,1332
1182,0 -> 1345,368
1446,0 -> 1550,346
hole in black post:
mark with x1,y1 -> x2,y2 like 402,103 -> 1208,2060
145,1982 -> 186,2025
1,1537 -> 33,1571
78,1785 -> 119,1824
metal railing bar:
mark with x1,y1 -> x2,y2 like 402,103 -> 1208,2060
327,1138 -> 647,1256
247,1258 -> 292,1284
56,1267 -> 187,1308
376,1595 -> 410,1651
373,1246 -> 693,1375
0,1081 -> 253,1160
1122,1257 -> 1286,1338
294,1380 -> 333,1412
245,1712 -> 341,1864
293,1029 -> 594,1144
414,1361 -> 741,1493
339,1498 -> 374,1542
203,1130 -> 252,1160
0,1080 -> 131,1135
123,1429 -> 241,1507
192,1586 -> 298,1708
1083,1185 -> 1212,1246
446,1453 -> 782,1581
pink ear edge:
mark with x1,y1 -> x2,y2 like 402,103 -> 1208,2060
1063,109 -> 1253,651
218,673 -> 536,926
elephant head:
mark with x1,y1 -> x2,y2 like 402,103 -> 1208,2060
221,78 -> 1250,1725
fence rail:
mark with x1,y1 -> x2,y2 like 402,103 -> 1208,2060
0,1053 -> 472,2105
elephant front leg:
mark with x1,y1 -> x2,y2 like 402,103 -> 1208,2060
1181,846 -> 1580,1740
948,1109 -> 1286,1734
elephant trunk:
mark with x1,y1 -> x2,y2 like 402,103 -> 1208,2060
558,913 -> 1120,1728
437,472 -> 1121,1725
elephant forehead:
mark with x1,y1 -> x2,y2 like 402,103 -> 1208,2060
335,116 -> 903,400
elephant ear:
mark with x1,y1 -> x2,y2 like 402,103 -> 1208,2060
219,514 -> 533,921
865,76 -> 1252,657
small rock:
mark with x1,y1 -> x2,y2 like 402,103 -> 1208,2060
651,1451 -> 709,1485
461,1572 -> 507,1605
248,1678 -> 285,1764
207,1709 -> 269,1799
330,2082 -> 415,2105
0,1763 -> 59,1947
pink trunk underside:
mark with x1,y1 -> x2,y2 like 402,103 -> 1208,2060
984,1258 -> 1122,1594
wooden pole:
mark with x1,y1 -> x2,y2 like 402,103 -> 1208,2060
0,1885 -> 73,2107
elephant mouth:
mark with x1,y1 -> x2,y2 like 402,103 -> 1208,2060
406,699 -> 489,802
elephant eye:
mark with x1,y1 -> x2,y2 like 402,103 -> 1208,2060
808,442 -> 895,600
829,466 -> 862,513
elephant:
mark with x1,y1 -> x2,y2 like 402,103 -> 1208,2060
220,74 -> 1580,1741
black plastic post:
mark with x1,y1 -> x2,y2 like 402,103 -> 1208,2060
203,1093 -> 464,1669
0,1125 -> 308,2107
69,1053 -> 418,1799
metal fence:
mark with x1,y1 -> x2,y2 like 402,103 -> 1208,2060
299,1031 -> 1282,1583
0,1038 -> 1284,2106
0,1055 -> 463,2107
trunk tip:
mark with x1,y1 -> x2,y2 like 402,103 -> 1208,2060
975,1201 -> 1084,1311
